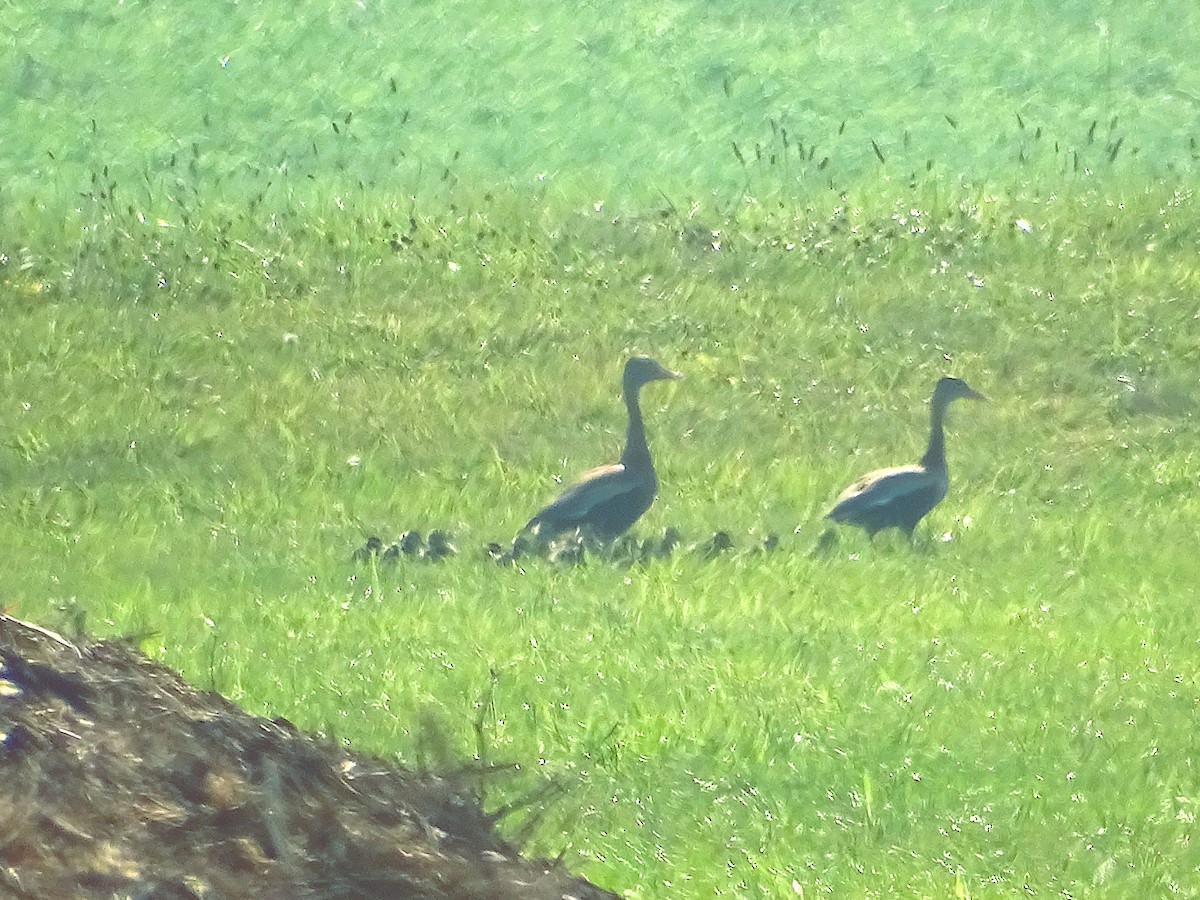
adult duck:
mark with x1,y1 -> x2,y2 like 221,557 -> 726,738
825,376 -> 985,539
524,356 -> 679,541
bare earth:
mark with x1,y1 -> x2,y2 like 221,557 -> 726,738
0,616 -> 618,899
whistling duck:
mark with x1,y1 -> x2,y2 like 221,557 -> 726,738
825,376 -> 985,539
524,356 -> 680,541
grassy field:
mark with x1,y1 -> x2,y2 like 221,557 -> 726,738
5,1 -> 1200,896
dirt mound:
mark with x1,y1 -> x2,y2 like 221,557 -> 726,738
0,616 -> 618,899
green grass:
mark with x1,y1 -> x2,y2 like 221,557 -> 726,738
4,1 -> 1200,896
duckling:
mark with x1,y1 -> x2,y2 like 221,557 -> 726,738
423,530 -> 456,561
691,530 -> 734,559
352,536 -> 383,562
398,530 -> 423,555
548,532 -> 586,565
656,526 -> 683,558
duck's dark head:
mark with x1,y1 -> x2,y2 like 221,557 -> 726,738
933,376 -> 986,406
623,356 -> 680,392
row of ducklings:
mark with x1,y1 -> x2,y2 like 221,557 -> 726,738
354,356 -> 984,565
352,531 -> 458,563
353,526 -> 779,567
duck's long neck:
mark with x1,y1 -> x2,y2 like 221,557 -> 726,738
620,382 -> 651,469
919,398 -> 948,472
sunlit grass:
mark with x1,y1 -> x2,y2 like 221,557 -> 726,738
4,1 -> 1200,896
5,183 -> 1199,895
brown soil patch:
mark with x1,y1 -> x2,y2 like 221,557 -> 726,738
0,615 -> 618,899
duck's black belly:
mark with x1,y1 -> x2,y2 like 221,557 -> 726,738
535,475 -> 657,541
578,480 -> 657,539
